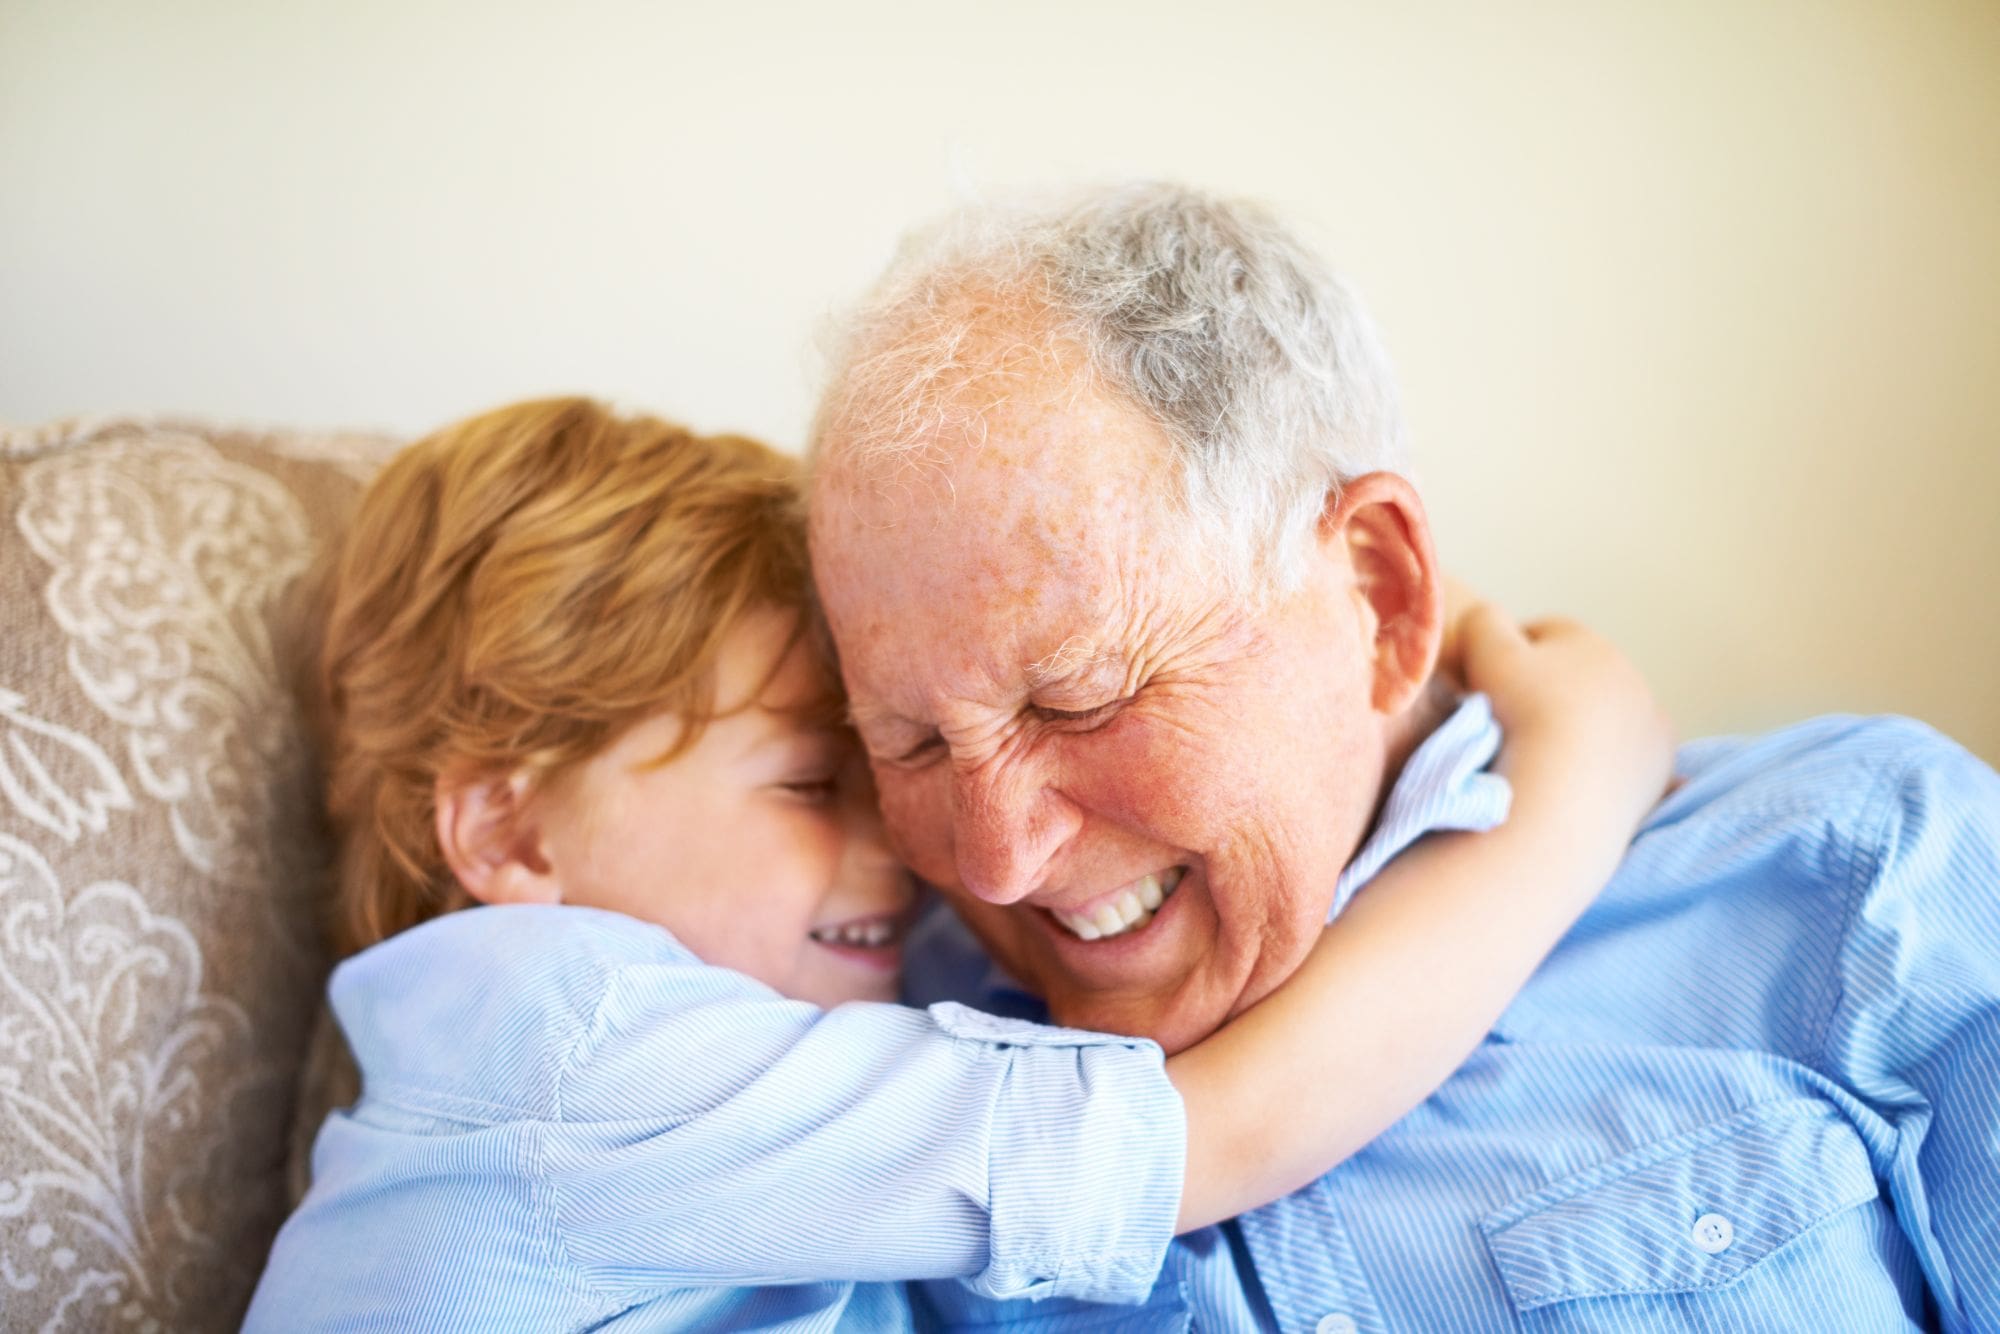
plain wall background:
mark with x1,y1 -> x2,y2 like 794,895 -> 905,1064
4,0 -> 1995,762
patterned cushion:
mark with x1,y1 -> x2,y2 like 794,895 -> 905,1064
0,417 -> 394,1331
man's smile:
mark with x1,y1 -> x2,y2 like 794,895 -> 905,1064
1008,862 -> 1217,1004
1045,865 -> 1188,941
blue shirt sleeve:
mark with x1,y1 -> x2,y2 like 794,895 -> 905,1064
541,954 -> 1186,1305
1818,721 -> 2000,1333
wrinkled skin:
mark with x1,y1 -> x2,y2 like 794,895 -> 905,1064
810,372 -> 1444,1053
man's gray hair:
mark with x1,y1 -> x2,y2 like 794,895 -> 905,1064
812,182 -> 1411,593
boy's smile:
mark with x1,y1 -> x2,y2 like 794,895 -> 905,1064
808,905 -> 920,969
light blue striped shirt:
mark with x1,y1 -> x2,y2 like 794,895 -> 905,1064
907,704 -> 2000,1332
245,904 -> 1186,1331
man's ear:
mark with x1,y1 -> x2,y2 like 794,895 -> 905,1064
1318,471 -> 1444,715
434,770 -> 563,907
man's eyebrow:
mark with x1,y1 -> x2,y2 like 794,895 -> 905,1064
846,638 -> 1119,735
1024,636 -> 1114,691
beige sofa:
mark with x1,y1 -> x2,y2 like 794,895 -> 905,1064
0,416 -> 394,1331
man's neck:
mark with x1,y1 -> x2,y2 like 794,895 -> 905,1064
1378,669 -> 1464,807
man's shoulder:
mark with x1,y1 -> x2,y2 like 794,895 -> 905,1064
1490,714 -> 1997,1063
1622,712 -> 1999,981
1644,720 -> 2000,1096
1652,713 -> 1989,846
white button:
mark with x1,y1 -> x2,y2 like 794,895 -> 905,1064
1317,1316 -> 1359,1334
1691,1212 -> 1735,1254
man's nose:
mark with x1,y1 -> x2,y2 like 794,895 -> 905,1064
950,750 -> 1075,905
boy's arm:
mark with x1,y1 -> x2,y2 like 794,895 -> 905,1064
543,962 -> 1184,1305
1170,606 -> 1674,1232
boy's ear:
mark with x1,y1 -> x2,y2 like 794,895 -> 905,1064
434,770 -> 562,907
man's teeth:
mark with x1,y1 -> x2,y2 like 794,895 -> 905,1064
1053,868 -> 1186,942
809,918 -> 897,948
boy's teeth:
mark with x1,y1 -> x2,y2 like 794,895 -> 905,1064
812,918 -> 897,947
1052,869 -> 1184,942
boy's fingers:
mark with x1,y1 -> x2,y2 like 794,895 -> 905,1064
1441,576 -> 1482,626
1458,602 -> 1531,680
1461,601 -> 1527,642
1520,615 -> 1587,644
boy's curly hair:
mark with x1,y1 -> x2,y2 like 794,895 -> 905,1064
314,397 -> 813,956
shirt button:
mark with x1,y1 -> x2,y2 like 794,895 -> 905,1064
1691,1212 -> 1735,1254
1317,1316 -> 1359,1334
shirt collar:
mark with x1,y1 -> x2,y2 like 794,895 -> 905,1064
1327,690 -> 1512,920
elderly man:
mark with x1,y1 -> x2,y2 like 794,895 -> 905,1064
808,184 -> 2000,1331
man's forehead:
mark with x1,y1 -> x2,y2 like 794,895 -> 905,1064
807,369 -> 1200,700
814,477 -> 1139,644
815,507 -> 1158,706
812,392 -> 1163,564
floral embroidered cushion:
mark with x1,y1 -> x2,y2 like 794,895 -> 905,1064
0,417 -> 392,1331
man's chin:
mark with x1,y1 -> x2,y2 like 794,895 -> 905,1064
1043,988 -> 1229,1056
950,896 -> 1247,1053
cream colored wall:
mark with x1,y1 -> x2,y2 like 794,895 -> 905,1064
4,0 -> 1995,762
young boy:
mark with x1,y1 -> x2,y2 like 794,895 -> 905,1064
246,398 -> 1669,1331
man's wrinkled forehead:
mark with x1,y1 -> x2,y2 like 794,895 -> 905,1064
812,389 -> 1163,599
807,385 -> 1203,718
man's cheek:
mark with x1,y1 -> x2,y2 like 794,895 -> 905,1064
1085,715 -> 1246,834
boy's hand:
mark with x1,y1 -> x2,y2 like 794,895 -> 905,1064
1433,576 -> 1481,686
1456,600 -> 1677,827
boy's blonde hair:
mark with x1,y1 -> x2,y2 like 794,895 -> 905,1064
317,397 -> 813,956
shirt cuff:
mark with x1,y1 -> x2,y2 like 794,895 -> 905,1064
928,1003 -> 1186,1304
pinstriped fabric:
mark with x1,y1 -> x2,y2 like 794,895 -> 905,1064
1327,691 -> 1510,919
1479,1100 -> 1879,1308
910,710 -> 2000,1332
244,906 -> 1186,1331
1234,1175 -> 1382,1334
